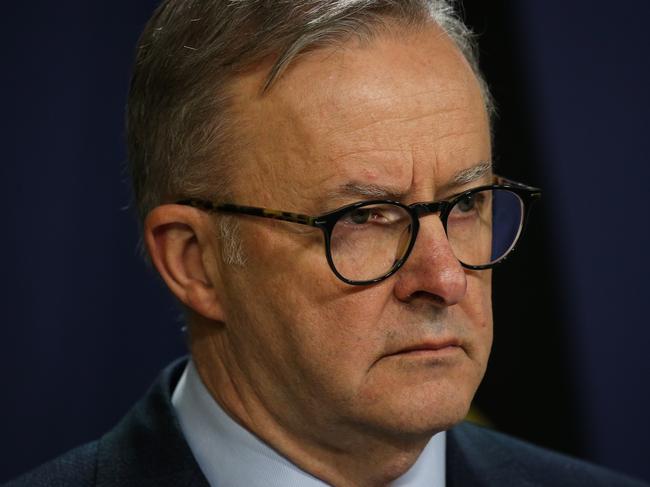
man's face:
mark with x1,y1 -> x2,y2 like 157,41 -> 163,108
208,25 -> 493,446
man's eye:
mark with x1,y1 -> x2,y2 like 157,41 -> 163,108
457,195 -> 477,212
349,209 -> 372,224
343,206 -> 402,226
454,193 -> 485,214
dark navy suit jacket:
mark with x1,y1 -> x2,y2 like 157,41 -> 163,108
6,359 -> 648,486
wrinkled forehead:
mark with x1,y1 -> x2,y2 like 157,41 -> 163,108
226,23 -> 491,206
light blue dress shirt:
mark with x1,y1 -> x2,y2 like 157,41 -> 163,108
172,361 -> 446,487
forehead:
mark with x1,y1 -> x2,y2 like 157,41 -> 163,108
228,23 -> 491,207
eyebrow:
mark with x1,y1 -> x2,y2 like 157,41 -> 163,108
326,161 -> 494,205
449,161 -> 494,186
327,182 -> 405,202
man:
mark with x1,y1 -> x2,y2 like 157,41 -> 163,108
7,1 -> 648,486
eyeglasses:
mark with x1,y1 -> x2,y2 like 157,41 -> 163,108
177,176 -> 541,285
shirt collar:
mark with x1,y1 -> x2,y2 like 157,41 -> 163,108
172,360 -> 446,487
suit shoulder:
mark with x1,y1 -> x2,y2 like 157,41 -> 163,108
3,441 -> 98,487
449,422 -> 649,486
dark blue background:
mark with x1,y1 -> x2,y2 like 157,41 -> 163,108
516,1 -> 650,477
2,1 -> 649,483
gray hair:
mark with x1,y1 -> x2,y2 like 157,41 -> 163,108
127,0 -> 492,263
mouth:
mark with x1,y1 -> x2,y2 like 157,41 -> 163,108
387,339 -> 463,358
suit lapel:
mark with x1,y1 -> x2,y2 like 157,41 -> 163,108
446,422 -> 536,487
94,358 -> 210,487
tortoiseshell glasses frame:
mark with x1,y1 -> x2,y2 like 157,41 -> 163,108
177,176 -> 541,285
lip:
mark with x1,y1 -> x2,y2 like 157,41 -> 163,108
387,339 -> 463,357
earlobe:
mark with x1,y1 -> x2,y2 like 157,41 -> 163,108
144,205 -> 225,322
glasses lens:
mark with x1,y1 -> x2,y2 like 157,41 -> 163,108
330,203 -> 413,282
446,188 -> 524,267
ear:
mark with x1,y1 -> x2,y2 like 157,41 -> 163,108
144,204 -> 225,322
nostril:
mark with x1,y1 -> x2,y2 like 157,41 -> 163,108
405,290 -> 446,305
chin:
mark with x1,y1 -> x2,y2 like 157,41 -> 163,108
402,386 -> 473,434
354,379 -> 477,440
349,349 -> 486,438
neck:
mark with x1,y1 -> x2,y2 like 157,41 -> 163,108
189,322 -> 436,487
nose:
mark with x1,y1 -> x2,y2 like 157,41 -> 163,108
393,215 -> 467,306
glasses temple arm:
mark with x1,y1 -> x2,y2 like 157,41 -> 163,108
176,199 -> 318,226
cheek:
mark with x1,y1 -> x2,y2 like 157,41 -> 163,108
465,269 -> 492,326
463,269 -> 493,362
236,224 -> 392,372
240,281 -> 395,414
283,282 -> 394,378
